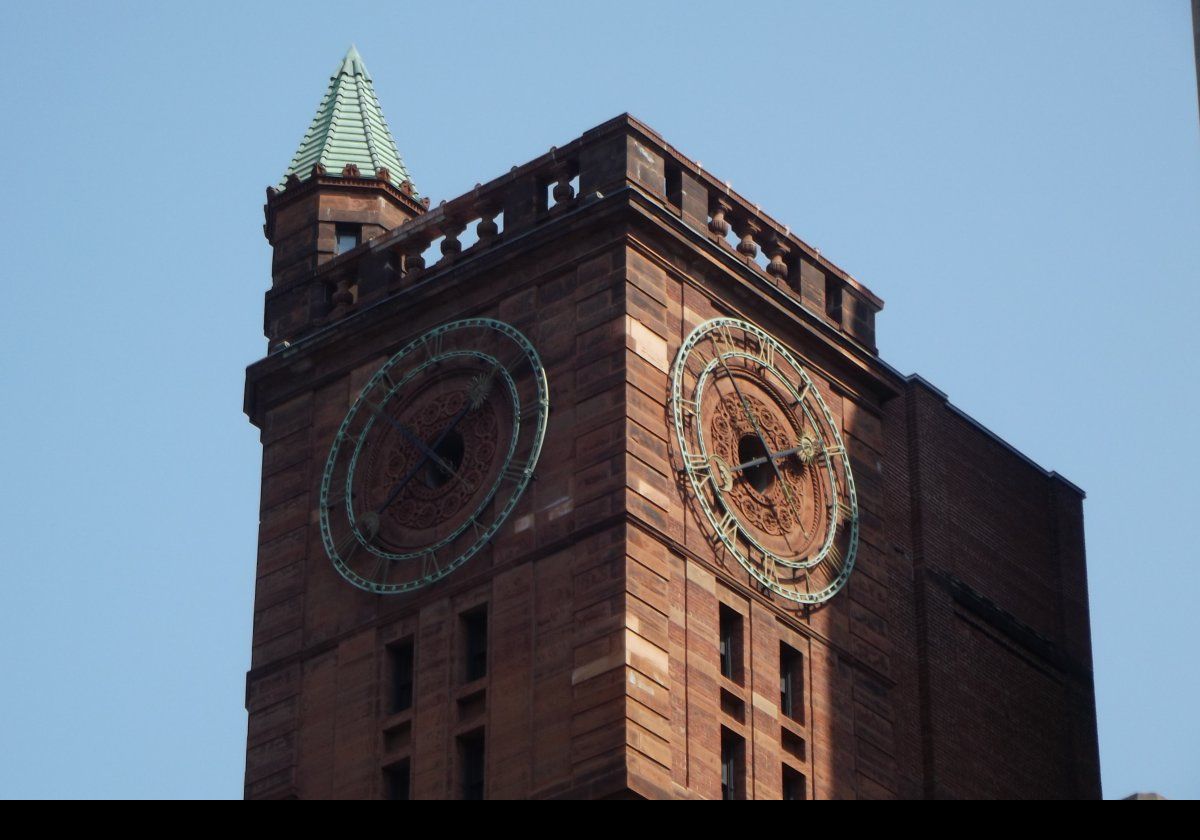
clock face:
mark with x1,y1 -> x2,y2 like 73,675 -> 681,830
319,318 -> 549,594
670,318 -> 859,605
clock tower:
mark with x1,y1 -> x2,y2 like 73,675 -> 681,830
243,48 -> 1101,799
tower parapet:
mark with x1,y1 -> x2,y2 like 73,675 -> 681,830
257,113 -> 882,360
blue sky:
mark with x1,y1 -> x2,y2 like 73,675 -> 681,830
0,1 -> 1195,798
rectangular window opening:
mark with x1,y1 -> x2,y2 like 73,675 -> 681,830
782,765 -> 806,801
336,223 -> 362,255
388,638 -> 414,714
384,759 -> 411,801
780,642 -> 803,722
719,605 -> 744,683
462,606 -> 488,683
459,730 -> 485,800
721,728 -> 745,801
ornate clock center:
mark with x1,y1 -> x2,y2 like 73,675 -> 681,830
362,384 -> 501,538
318,318 -> 549,594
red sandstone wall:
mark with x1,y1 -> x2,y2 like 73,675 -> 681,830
617,229 -> 896,799
245,118 -> 1098,799
247,226 -> 645,798
892,379 -> 1101,799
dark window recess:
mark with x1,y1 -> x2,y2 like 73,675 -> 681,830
389,639 -> 414,713
721,729 -> 745,801
825,276 -> 843,323
462,607 -> 488,682
780,643 -> 803,721
719,605 -> 743,683
336,223 -> 361,255
459,731 -> 485,800
782,765 -> 806,801
384,760 -> 411,801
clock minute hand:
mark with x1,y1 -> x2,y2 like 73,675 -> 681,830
375,368 -> 498,516
366,401 -> 457,478
710,342 -> 809,538
711,344 -> 794,489
728,442 -> 808,474
728,434 -> 820,474
376,400 -> 473,515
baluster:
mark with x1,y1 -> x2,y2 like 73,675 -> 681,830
708,198 -> 733,239
476,204 -> 500,245
403,235 -> 429,281
550,163 -> 576,211
440,219 -> 464,262
765,234 -> 791,283
330,275 -> 355,312
734,216 -> 761,261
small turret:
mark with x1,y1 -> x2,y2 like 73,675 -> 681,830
264,46 -> 425,290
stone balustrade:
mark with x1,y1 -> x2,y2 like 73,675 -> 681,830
264,115 -> 880,353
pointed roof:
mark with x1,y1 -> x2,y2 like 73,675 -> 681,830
280,46 -> 416,193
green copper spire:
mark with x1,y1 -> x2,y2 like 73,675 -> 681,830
280,46 -> 416,193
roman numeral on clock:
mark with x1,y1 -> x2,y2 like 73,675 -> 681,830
422,331 -> 444,361
716,509 -> 738,541
502,459 -> 532,482
421,549 -> 440,580
752,339 -> 774,370
371,556 -> 392,585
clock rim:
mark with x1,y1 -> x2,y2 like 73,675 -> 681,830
318,318 -> 549,595
669,317 -> 860,605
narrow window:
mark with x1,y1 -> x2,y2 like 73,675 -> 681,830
721,729 -> 745,800
459,731 -> 485,800
336,223 -> 361,255
782,765 -> 805,801
388,638 -> 414,713
780,642 -> 803,722
462,607 -> 488,682
719,605 -> 743,683
384,759 -> 410,800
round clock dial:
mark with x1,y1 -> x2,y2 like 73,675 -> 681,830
670,318 -> 859,604
319,318 -> 549,594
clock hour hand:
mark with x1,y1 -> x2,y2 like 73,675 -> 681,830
366,401 -> 457,478
727,436 -> 819,474
375,368 -> 498,515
